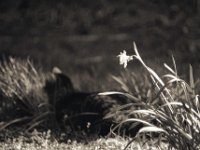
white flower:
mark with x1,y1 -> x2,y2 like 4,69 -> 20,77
117,50 -> 133,68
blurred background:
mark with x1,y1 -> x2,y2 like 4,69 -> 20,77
0,0 -> 199,90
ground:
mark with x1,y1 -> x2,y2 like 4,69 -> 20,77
0,0 -> 200,149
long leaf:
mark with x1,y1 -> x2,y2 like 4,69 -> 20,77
98,91 -> 140,102
138,126 -> 167,134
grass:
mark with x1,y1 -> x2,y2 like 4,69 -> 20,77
0,57 -> 52,131
100,42 -> 200,150
0,43 -> 200,149
0,129 -> 170,150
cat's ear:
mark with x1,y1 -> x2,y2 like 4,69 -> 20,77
52,66 -> 62,74
51,66 -> 74,92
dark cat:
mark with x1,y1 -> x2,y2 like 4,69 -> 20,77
44,67 -> 143,137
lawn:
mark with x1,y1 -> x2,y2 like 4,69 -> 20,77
0,43 -> 199,149
0,0 -> 200,149
0,129 -> 170,150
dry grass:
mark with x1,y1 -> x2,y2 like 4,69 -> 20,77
0,57 -> 51,131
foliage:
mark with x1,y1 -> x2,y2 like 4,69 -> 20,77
101,42 -> 200,150
0,57 -> 51,131
1,43 -> 200,149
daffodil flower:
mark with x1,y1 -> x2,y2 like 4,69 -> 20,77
117,50 -> 133,68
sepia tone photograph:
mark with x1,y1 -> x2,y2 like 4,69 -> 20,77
0,0 -> 199,149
